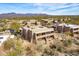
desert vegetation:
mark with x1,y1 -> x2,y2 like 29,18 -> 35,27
0,15 -> 79,56
0,36 -> 79,56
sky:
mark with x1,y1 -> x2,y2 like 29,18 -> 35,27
0,3 -> 79,15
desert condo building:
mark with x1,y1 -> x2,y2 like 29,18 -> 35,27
21,26 -> 54,44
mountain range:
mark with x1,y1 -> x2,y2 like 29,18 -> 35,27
0,13 -> 49,18
0,13 -> 79,19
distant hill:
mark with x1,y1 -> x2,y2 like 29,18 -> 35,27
0,13 -> 49,19
0,13 -> 79,19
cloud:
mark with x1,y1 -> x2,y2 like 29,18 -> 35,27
0,3 -> 79,15
47,3 -> 79,11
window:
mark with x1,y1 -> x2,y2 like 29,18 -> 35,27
74,28 -> 79,30
42,33 -> 45,35
0,37 -> 3,39
51,31 -> 53,33
37,34 -> 41,36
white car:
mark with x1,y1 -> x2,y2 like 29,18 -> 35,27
0,35 -> 10,46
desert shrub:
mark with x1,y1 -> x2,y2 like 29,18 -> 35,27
75,42 -> 79,45
49,44 -> 56,49
50,40 -> 65,53
6,50 -> 19,56
3,38 -> 26,56
65,32 -> 72,36
42,47 -> 53,56
73,39 -> 79,45
42,46 -> 59,56
41,45 -> 54,56
41,43 -> 60,56
25,46 -> 37,56
6,47 -> 24,56
50,43 -> 65,53
63,39 -> 72,47
36,43 -> 44,52
10,22 -> 21,32
3,39 -> 14,50
65,49 -> 79,56
56,46 -> 64,52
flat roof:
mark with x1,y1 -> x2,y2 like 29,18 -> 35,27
32,27 -> 54,34
23,26 -> 54,34
42,19 -> 54,22
65,24 -> 79,29
58,23 -> 79,29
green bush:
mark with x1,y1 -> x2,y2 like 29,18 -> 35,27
10,22 -> 21,33
3,39 -> 14,50
25,46 -> 38,56
50,44 -> 65,53
63,39 -> 72,47
3,38 -> 25,56
42,48 -> 53,56
6,48 -> 24,56
65,32 -> 72,36
6,50 -> 18,56
73,39 -> 79,45
65,49 -> 79,56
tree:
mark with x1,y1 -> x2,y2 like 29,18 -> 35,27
10,22 -> 21,33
